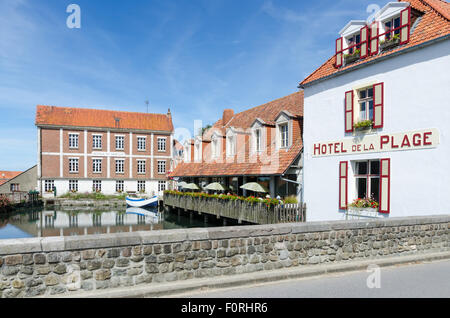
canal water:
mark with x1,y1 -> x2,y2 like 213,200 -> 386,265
0,206 -> 247,240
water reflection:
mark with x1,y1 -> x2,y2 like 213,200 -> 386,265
0,205 -> 230,240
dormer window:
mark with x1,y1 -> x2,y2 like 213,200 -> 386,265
255,129 -> 261,152
226,134 -> 235,156
211,135 -> 221,159
280,124 -> 289,148
347,33 -> 360,55
384,16 -> 401,40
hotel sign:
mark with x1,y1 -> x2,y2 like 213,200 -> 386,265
312,128 -> 439,157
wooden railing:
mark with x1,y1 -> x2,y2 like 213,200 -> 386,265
163,193 -> 306,224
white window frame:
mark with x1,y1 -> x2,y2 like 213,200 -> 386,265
357,87 -> 374,122
158,181 -> 166,192
226,133 -> 235,157
93,158 -> 102,174
157,160 -> 166,174
10,183 -> 19,192
69,158 -> 79,173
280,123 -> 289,148
69,180 -> 78,192
157,137 -> 166,152
137,136 -> 146,151
137,160 -> 146,174
115,159 -> 124,174
116,180 -> 124,193
44,180 -> 55,192
92,134 -> 102,149
137,180 -> 146,192
69,133 -> 79,149
255,129 -> 262,152
353,160 -> 381,203
115,135 -> 125,150
92,180 -> 102,192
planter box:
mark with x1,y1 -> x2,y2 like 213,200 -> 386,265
380,38 -> 400,51
344,54 -> 359,65
347,207 -> 379,219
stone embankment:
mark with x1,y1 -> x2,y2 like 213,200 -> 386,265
0,215 -> 448,298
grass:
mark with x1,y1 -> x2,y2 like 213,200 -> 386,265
59,192 -> 127,201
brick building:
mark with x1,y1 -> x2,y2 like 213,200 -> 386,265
36,106 -> 174,197
171,91 -> 304,201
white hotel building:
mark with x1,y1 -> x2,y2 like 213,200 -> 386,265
299,0 -> 450,221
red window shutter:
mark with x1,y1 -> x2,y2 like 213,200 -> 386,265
373,82 -> 384,128
360,26 -> 369,59
379,158 -> 391,213
400,6 -> 411,45
336,37 -> 343,67
345,90 -> 354,133
369,21 -> 379,56
339,161 -> 348,210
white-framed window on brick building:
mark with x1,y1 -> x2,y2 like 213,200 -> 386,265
10,183 -> 19,192
137,160 -> 146,174
69,133 -> 79,149
92,134 -> 102,149
69,158 -> 79,173
69,180 -> 78,192
93,180 -> 102,192
157,137 -> 166,152
44,180 -> 54,192
115,135 -> 125,150
138,180 -> 146,192
158,181 -> 166,192
93,159 -> 102,173
115,159 -> 124,174
116,180 -> 124,193
157,160 -> 166,174
137,136 -> 146,151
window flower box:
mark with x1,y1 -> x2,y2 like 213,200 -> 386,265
344,49 -> 360,65
347,206 -> 379,218
353,120 -> 373,132
380,35 -> 400,52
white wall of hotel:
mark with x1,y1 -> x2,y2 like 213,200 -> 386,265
302,39 -> 450,221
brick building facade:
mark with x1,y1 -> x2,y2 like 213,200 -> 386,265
36,106 -> 174,197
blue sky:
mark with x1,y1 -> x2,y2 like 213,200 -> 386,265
0,0 -> 386,171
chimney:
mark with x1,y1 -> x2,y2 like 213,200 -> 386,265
222,109 -> 234,126
167,108 -> 172,118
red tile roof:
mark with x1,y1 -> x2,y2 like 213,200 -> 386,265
299,0 -> 450,87
36,105 -> 174,132
0,171 -> 22,186
171,91 -> 304,177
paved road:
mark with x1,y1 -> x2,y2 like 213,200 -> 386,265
174,259 -> 450,298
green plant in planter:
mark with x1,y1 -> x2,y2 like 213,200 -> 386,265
353,120 -> 373,129
344,49 -> 361,59
380,33 -> 400,45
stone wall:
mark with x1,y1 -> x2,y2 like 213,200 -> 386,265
0,215 -> 449,298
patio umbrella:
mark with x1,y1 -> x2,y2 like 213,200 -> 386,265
204,182 -> 228,192
177,181 -> 187,188
183,183 -> 201,190
240,182 -> 269,193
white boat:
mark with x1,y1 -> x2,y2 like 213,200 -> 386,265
125,207 -> 159,222
125,195 -> 158,208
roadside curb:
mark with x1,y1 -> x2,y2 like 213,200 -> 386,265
47,250 -> 450,298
